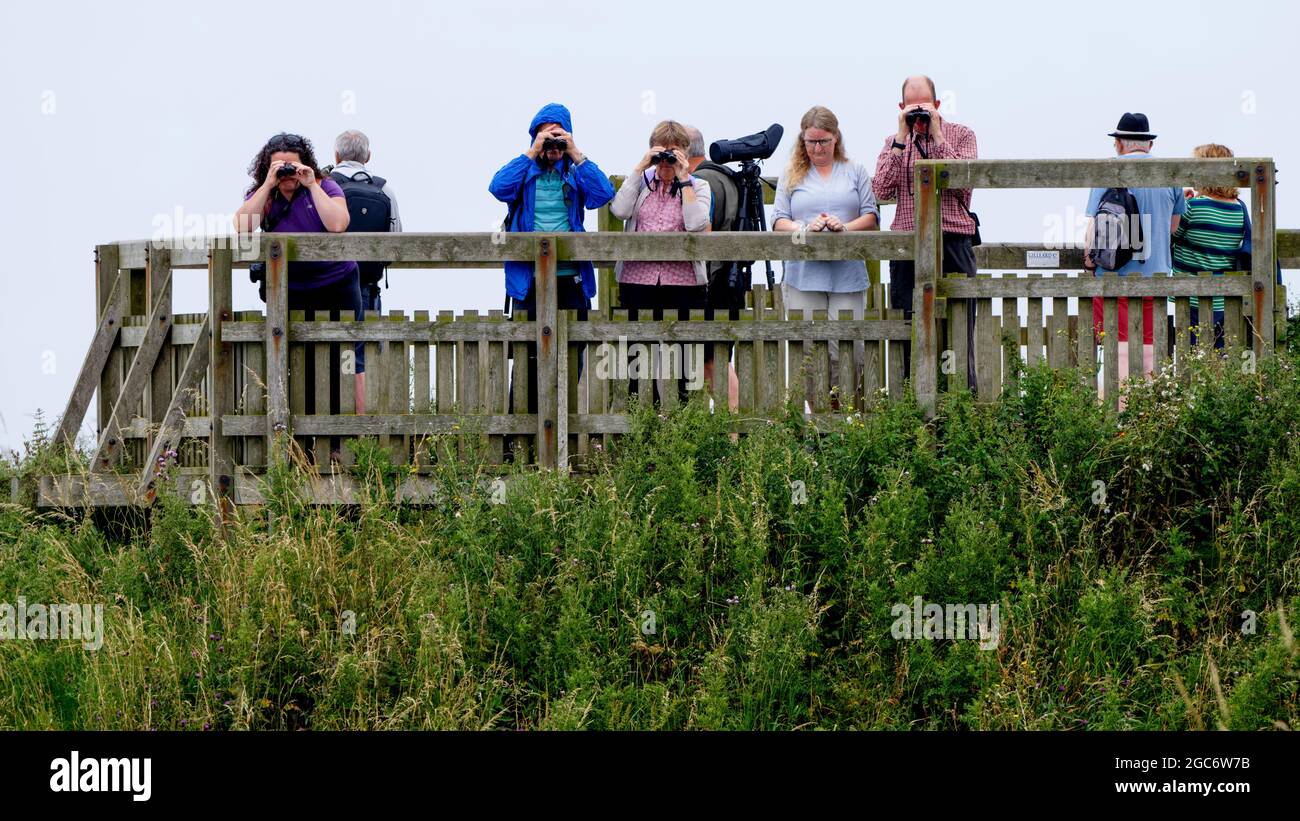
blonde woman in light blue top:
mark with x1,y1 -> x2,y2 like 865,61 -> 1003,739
772,106 -> 879,407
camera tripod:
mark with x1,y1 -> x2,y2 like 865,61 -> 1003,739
729,159 -> 777,293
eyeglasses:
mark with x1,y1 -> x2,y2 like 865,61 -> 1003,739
803,137 -> 834,149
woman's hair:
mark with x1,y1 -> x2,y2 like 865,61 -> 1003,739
1193,143 -> 1238,200
246,132 -> 322,196
784,106 -> 847,189
649,120 -> 691,150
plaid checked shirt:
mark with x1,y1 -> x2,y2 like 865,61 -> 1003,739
872,120 -> 978,234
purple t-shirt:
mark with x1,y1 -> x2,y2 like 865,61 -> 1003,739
245,177 -> 358,290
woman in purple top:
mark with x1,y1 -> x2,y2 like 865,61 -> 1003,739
235,133 -> 366,452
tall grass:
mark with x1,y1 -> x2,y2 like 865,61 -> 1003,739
1,349 -> 1297,730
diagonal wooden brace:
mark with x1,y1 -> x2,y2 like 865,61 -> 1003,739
91,266 -> 174,471
136,314 -> 211,505
53,269 -> 126,449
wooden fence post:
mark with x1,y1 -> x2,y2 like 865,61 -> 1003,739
96,244 -> 125,440
209,244 -> 235,516
264,238 -> 290,469
912,162 -> 941,416
535,236 -> 558,469
1251,161 -> 1276,356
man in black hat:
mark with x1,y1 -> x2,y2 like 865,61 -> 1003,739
1083,112 -> 1186,384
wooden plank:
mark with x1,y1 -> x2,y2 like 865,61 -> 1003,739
862,303 -> 882,409
810,309 -> 830,414
224,414 -> 538,437
887,309 -> 905,401
412,310 -> 431,466
147,247 -> 174,455
1026,284 -> 1043,370
240,310 -> 266,470
1002,299 -> 1021,385
1077,306 -> 1097,392
535,237 -> 559,469
1152,297 -> 1169,377
1048,284 -> 1069,370
197,229 -> 916,266
388,310 -> 409,465
137,315 -> 211,505
1250,162 -> 1276,357
457,309 -> 481,460
932,157 -> 1264,191
54,262 -> 125,448
488,309 -> 507,465
786,309 -> 805,410
506,309 -> 529,463
1174,296 -> 1192,376
735,304 -> 754,414
220,317 -> 912,343
1127,297 -> 1145,382
948,286 -> 968,393
312,310 -> 331,469
91,264 -> 175,470
96,246 -> 127,445
211,245 -> 237,514
1223,291 -> 1244,352
289,310 -> 308,458
975,297 -> 998,402
336,314 -> 356,468
437,310 -> 457,462
751,285 -> 770,414
1102,294 -> 1119,408
938,277 -> 1252,299
363,311 -> 382,451
557,309 -> 570,470
1197,274 -> 1216,354
607,310 -> 628,416
911,164 -> 941,415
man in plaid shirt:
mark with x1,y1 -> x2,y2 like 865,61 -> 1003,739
874,75 -> 979,390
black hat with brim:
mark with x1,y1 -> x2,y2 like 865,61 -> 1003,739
1108,112 -> 1157,140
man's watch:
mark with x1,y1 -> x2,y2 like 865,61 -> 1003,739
892,140 -> 907,150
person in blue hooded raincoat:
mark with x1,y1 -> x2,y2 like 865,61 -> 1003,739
489,102 -> 615,313
491,102 -> 614,424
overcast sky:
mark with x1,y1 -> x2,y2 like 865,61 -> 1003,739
1,0 -> 1296,452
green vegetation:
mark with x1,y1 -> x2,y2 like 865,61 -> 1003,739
1,348 -> 1297,730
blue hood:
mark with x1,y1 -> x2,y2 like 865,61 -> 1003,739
529,102 -> 573,140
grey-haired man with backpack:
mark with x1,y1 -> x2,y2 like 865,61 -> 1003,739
330,129 -> 402,313
1083,113 -> 1186,382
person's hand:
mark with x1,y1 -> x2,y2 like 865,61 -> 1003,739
824,214 -> 846,232
264,160 -> 288,189
672,148 -> 690,182
636,145 -> 666,174
547,127 -> 581,162
1183,187 -> 1197,200
915,103 -> 944,144
808,213 -> 830,232
896,107 -> 912,143
526,129 -> 550,160
295,164 -> 317,188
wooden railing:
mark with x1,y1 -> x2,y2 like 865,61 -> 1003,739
38,158 -> 1293,508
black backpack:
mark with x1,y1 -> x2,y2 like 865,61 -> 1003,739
690,161 -> 740,233
689,161 -> 752,304
330,170 -> 392,287
1091,187 -> 1145,271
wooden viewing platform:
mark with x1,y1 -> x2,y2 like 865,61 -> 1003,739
35,158 -> 1293,509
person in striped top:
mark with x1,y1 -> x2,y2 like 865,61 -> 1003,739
1171,143 -> 1248,348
